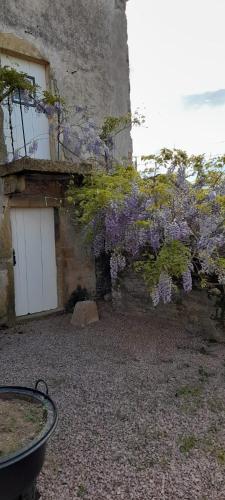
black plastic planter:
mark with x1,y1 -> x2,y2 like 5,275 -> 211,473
0,381 -> 58,500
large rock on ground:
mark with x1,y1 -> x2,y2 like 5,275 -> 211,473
71,300 -> 99,327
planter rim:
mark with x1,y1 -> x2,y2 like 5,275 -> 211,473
0,385 -> 58,470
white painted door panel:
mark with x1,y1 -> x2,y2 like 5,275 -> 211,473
10,210 -> 29,316
1,54 -> 50,161
24,210 -> 44,314
11,208 -> 58,316
40,209 -> 58,311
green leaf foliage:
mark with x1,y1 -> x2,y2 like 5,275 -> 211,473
134,241 -> 191,290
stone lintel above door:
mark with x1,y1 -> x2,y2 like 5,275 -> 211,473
0,157 -> 98,201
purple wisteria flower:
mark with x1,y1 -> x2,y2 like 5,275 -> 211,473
158,272 -> 173,304
110,253 -> 126,282
43,104 -> 55,117
54,101 -> 63,113
165,220 -> 191,242
151,272 -> 172,305
28,95 -> 108,161
182,269 -> 192,293
151,286 -> 160,307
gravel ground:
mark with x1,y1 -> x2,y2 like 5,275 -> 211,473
1,304 -> 225,499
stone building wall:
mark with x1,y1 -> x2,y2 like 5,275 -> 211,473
0,0 -> 132,160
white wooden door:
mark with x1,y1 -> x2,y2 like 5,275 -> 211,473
10,208 -> 58,316
1,54 -> 50,161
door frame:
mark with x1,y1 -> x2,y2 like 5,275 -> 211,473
10,206 -> 59,317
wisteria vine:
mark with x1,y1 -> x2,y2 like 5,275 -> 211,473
0,65 -> 125,163
0,66 -> 143,165
12,90 -> 109,162
68,149 -> 225,305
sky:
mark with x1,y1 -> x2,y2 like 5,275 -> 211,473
126,0 -> 225,162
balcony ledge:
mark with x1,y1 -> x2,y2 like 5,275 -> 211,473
0,157 -> 101,177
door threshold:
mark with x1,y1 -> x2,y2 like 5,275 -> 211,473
16,307 -> 64,324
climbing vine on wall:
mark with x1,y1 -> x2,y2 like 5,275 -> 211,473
68,148 -> 225,306
0,66 -> 138,164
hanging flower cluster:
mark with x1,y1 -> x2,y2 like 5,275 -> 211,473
68,149 -> 225,305
16,92 -> 109,162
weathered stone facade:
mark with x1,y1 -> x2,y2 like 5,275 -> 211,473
0,1 -> 132,324
0,0 -> 132,160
